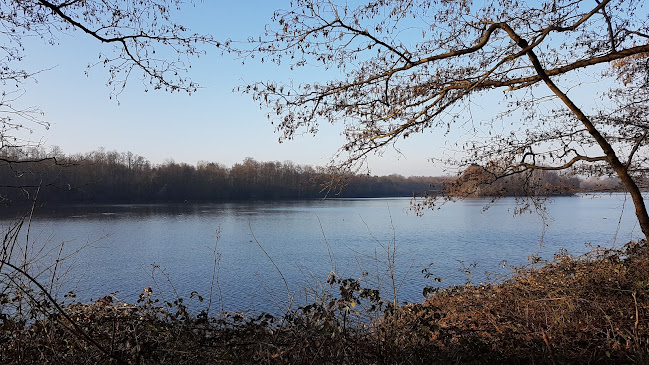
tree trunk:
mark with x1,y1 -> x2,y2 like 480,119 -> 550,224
508,28 -> 649,242
614,165 -> 649,241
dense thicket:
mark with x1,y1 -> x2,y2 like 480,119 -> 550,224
0,148 -> 441,204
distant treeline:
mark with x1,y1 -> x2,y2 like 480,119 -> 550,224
0,148 -> 624,205
0,148 -> 441,204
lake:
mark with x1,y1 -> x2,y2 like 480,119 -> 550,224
0,194 -> 643,314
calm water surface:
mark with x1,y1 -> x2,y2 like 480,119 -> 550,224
1,194 -> 642,313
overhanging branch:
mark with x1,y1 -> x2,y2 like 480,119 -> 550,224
521,155 -> 608,171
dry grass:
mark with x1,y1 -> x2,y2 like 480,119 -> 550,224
383,240 -> 649,364
2,241 -> 649,364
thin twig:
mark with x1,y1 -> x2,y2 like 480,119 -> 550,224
248,222 -> 293,311
207,227 -> 224,316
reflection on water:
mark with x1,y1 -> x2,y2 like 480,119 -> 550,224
0,194 -> 642,313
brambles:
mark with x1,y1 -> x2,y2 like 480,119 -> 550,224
385,240 -> 649,363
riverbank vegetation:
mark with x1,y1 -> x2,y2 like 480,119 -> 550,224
2,239 -> 648,364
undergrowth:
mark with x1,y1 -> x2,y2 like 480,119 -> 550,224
2,241 -> 649,364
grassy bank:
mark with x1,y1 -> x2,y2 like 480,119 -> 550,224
2,241 -> 649,364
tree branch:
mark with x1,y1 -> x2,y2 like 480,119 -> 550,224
626,132 -> 648,169
521,155 -> 607,171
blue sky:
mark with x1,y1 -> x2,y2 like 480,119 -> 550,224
14,1 -> 452,176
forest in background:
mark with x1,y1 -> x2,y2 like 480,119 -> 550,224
0,147 -> 442,204
0,148 -> 623,205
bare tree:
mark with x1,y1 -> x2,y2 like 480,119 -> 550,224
240,0 -> 649,240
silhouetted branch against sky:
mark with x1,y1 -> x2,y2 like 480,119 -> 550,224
0,0 -> 222,162
240,0 -> 649,238
242,0 -> 646,171
7,1 -> 217,96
